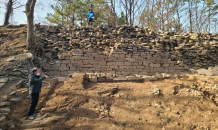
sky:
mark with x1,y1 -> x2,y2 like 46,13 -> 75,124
0,0 -> 54,25
0,0 -> 123,26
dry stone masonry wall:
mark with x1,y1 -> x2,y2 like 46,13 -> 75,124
34,25 -> 218,79
51,48 -> 185,76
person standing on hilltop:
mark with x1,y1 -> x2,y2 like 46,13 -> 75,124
88,9 -> 95,26
28,68 -> 49,120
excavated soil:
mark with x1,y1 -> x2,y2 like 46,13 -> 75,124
2,74 -> 218,130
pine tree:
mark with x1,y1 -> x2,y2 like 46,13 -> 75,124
118,12 -> 125,25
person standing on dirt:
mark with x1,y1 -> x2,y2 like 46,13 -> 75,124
88,9 -> 95,26
28,68 -> 49,120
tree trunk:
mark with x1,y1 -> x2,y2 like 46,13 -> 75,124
114,0 -> 118,26
175,0 -> 181,33
72,13 -> 75,26
162,8 -> 164,31
195,0 -> 199,31
4,0 -> 13,26
176,9 -> 180,33
26,0 -> 36,49
115,13 -> 118,26
61,15 -> 63,25
151,0 -> 154,29
132,0 -> 135,26
125,0 -> 128,25
129,0 -> 132,25
188,0 -> 192,33
166,2 -> 169,31
209,6 -> 210,32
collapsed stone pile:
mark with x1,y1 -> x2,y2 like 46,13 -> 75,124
171,32 -> 218,69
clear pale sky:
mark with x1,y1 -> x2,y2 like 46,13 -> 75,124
0,0 -> 54,25
0,0 -> 125,26
0,0 -> 143,26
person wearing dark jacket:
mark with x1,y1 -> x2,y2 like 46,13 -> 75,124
28,68 -> 48,120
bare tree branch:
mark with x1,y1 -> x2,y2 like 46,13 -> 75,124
13,4 -> 25,9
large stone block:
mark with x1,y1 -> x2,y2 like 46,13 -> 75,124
116,62 -> 124,66
127,76 -> 142,81
84,65 -> 93,67
113,77 -> 127,81
90,76 -> 97,82
99,61 -> 106,66
125,58 -> 135,62
98,77 -> 106,82
119,66 -> 129,69
61,60 -> 71,64
132,62 -> 139,66
60,64 -> 66,67
129,66 -> 136,69
53,71 -> 60,76
59,66 -> 69,71
143,62 -> 149,66
153,64 -> 161,68
106,77 -> 113,82
70,56 -> 82,60
56,77 -> 66,82
162,63 -> 169,67
125,62 -> 132,66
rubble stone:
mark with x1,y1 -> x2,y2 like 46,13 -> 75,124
16,80 -> 24,88
197,69 -> 214,76
0,102 -> 10,107
0,116 -> 6,122
0,78 -> 8,83
0,107 -> 10,113
0,83 -> 5,89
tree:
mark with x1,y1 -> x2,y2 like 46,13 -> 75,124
138,0 -> 159,31
203,0 -> 218,32
46,0 -> 111,26
118,11 -> 125,25
46,0 -> 68,25
25,0 -> 37,49
187,0 -> 193,32
3,0 -> 25,26
4,0 -> 12,26
106,0 -> 118,26
119,0 -> 145,25
76,0 -> 88,26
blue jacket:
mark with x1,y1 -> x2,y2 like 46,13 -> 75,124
88,11 -> 95,19
28,74 -> 46,94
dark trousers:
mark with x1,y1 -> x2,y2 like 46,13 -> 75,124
88,18 -> 93,25
28,93 -> 39,116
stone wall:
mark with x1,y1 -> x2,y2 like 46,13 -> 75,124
44,45 -> 187,79
1,25 -> 218,82
33,25 -> 218,79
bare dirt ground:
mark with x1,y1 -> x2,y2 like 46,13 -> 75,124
1,74 -> 218,130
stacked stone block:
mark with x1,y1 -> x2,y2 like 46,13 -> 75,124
45,44 -> 187,77
34,25 -> 218,78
